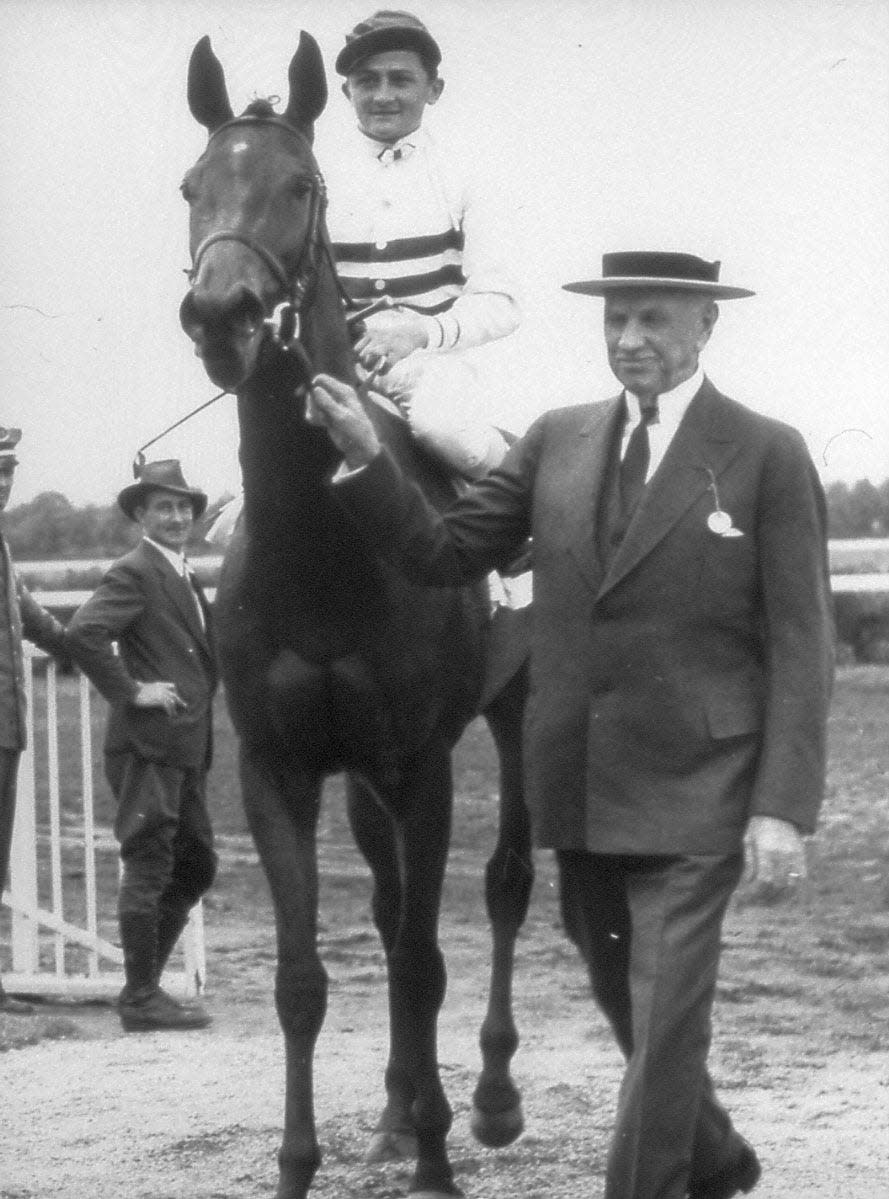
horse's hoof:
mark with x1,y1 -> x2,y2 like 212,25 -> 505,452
365,1128 -> 418,1163
470,1102 -> 525,1148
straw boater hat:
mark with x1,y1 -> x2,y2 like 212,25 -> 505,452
335,9 -> 442,76
0,428 -> 22,466
117,459 -> 207,521
563,251 -> 755,300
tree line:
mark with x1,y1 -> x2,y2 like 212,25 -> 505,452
2,481 -> 888,559
824,479 -> 889,538
3,490 -> 231,559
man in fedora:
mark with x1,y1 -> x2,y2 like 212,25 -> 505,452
320,9 -> 521,479
68,460 -> 217,1032
308,251 -> 835,1198
0,428 -> 69,1014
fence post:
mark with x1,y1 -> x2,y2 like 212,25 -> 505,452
9,663 -> 39,975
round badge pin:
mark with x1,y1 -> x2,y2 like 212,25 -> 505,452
707,510 -> 732,535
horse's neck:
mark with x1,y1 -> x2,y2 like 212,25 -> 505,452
237,369 -> 336,514
236,358 -> 458,563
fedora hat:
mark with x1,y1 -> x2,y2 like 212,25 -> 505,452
335,10 -> 441,77
563,252 -> 755,300
117,458 -> 208,521
0,427 -> 21,466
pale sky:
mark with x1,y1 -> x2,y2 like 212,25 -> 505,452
1,0 -> 887,505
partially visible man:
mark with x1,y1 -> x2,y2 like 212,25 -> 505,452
321,9 -> 520,479
68,460 -> 217,1032
309,251 -> 835,1198
0,428 -> 69,1013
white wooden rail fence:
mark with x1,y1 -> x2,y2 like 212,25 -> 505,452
1,646 -> 204,1000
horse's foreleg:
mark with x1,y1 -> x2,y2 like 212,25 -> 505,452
346,778 -> 418,1164
372,749 -> 461,1198
473,667 -> 533,1148
240,749 -> 326,1199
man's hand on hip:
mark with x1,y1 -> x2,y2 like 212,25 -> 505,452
133,681 -> 187,716
743,814 -> 807,903
308,374 -> 383,470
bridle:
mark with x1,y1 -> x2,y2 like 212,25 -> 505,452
145,114 -> 390,469
186,115 -> 342,379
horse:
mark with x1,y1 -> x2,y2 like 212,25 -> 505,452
180,32 -> 533,1199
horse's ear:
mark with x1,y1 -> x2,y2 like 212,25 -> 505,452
283,31 -> 328,137
188,36 -> 234,131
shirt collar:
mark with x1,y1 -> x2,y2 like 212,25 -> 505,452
144,536 -> 187,576
626,364 -> 705,430
355,124 -> 426,160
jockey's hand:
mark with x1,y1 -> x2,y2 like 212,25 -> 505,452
355,317 -> 429,373
742,815 -> 807,903
309,374 -> 382,470
133,680 -> 187,716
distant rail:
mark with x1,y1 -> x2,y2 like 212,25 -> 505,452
15,544 -> 889,611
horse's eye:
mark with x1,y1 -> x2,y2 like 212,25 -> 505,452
180,178 -> 195,203
290,177 -> 313,198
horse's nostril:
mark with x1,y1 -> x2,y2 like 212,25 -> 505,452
179,285 -> 265,335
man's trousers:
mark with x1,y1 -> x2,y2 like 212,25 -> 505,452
557,849 -> 746,1199
105,753 -> 217,924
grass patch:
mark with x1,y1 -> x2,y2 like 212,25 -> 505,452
0,1010 -> 84,1053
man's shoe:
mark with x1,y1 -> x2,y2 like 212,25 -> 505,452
118,986 -> 212,1032
0,992 -> 35,1014
688,1139 -> 761,1199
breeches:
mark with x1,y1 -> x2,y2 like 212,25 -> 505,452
373,350 -> 509,478
556,849 -> 744,1199
0,748 -> 20,891
105,753 -> 217,919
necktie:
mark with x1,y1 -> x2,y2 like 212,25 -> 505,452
619,397 -> 659,518
182,560 -> 206,631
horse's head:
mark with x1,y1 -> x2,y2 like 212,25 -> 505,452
180,35 -> 351,392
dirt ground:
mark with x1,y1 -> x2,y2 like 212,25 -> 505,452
2,845 -> 888,1199
3,673 -> 889,1198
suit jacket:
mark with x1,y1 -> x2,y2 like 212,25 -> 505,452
0,535 -> 67,750
336,378 -> 835,855
67,540 -> 217,770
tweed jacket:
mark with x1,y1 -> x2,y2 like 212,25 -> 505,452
67,539 -> 217,770
0,536 -> 67,750
335,379 -> 835,855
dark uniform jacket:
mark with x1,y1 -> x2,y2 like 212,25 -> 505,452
336,379 -> 835,855
0,536 -> 67,750
67,539 -> 217,770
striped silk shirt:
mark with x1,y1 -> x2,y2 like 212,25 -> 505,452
319,125 -> 520,351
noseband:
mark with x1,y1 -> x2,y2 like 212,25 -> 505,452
187,116 -> 334,375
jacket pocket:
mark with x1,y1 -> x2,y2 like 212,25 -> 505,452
704,690 -> 762,739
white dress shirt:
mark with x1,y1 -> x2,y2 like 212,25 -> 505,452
622,365 -> 705,482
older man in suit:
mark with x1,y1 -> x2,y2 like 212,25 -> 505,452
308,251 -> 835,1198
68,460 -> 217,1032
0,428 -> 69,1014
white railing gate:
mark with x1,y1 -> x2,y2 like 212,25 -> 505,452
1,647 -> 204,1000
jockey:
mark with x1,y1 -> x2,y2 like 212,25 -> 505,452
320,9 -> 521,480
208,10 -> 527,601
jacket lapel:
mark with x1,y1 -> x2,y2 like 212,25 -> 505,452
144,542 -> 211,652
597,381 -> 743,598
564,399 -> 624,594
